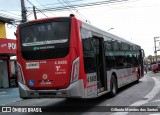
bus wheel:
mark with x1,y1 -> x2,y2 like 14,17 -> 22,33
110,75 -> 117,97
21,97 -> 28,100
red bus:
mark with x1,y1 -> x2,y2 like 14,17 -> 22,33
16,15 -> 145,99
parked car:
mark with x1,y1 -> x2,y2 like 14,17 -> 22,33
152,63 -> 160,73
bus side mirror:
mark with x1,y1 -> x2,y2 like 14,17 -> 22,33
141,49 -> 145,57
14,32 -> 17,37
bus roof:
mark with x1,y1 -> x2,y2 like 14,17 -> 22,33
18,15 -> 140,48
81,21 -> 139,47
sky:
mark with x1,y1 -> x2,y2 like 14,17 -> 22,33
1,0 -> 160,57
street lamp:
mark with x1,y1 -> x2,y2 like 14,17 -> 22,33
154,36 -> 160,64
107,28 -> 114,31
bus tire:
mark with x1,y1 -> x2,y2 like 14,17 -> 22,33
21,97 -> 28,100
110,75 -> 118,97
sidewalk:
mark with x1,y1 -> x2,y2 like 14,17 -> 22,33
0,87 -> 22,105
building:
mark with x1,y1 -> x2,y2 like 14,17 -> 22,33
0,16 -> 17,88
148,55 -> 160,64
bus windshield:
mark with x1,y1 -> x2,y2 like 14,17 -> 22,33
21,21 -> 70,47
19,20 -> 70,60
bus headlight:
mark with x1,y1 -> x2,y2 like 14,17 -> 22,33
70,57 -> 80,83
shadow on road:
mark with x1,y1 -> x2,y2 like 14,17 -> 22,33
41,81 -> 141,113
117,80 -> 142,95
42,95 -> 111,113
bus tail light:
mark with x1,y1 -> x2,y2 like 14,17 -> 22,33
17,63 -> 25,84
70,57 -> 80,83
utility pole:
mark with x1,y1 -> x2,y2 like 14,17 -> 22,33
33,6 -> 37,20
154,37 -> 160,64
21,0 -> 27,22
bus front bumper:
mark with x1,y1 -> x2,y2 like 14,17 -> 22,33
18,80 -> 85,99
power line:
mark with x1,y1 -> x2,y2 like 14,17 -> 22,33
0,13 -> 21,21
73,0 -> 136,10
0,10 -> 21,17
57,0 -> 78,18
39,0 -> 115,9
33,0 -> 132,12
61,0 -> 84,20
0,0 -> 141,20
26,0 -> 48,18
1,0 -> 125,22
35,0 -> 56,16
31,0 -> 84,8
63,0 -> 88,22
0,9 -> 21,11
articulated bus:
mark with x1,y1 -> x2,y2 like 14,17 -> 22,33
16,15 -> 145,99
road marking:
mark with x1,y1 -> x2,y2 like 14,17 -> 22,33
152,100 -> 160,103
0,95 -> 8,96
0,92 -> 6,94
111,75 -> 160,115
149,113 -> 160,115
147,72 -> 160,77
1,99 -> 23,106
36,99 -> 50,103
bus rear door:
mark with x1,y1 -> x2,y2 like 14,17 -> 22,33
93,35 -> 107,93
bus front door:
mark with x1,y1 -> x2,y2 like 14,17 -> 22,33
94,36 -> 107,93
140,49 -> 145,76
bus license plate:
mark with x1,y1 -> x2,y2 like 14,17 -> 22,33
39,80 -> 53,86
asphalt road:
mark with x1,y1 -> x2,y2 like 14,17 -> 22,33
1,72 -> 160,115
0,88 -> 21,105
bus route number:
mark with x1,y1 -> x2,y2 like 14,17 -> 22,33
54,60 -> 67,65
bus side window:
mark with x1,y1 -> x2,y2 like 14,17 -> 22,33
104,37 -> 121,69
81,28 -> 96,73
